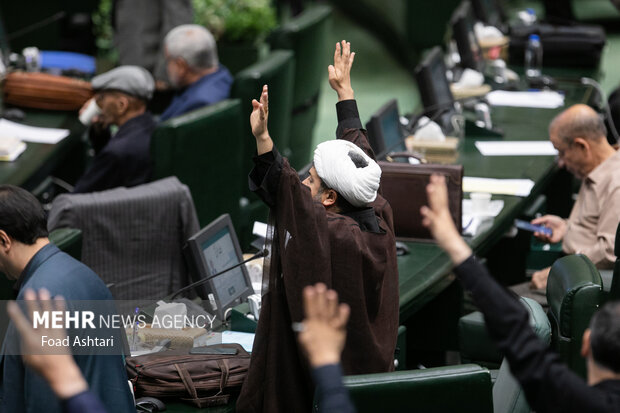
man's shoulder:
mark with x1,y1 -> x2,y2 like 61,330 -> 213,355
24,252 -> 110,299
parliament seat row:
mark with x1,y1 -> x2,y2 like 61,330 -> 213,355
152,5 -> 332,239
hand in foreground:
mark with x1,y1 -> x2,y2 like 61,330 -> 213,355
297,283 -> 350,368
7,289 -> 88,400
328,40 -> 355,101
250,85 -> 273,154
530,267 -> 551,290
420,175 -> 472,266
531,215 -> 566,244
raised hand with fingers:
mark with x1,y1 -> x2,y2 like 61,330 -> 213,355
7,289 -> 89,400
328,40 -> 355,101
297,283 -> 350,368
420,174 -> 472,266
250,84 -> 273,155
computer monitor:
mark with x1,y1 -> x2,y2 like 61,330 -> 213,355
366,99 -> 407,159
414,47 -> 456,130
184,214 -> 254,320
450,1 -> 484,72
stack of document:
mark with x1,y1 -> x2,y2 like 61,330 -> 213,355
475,141 -> 558,156
0,136 -> 26,162
0,118 -> 70,144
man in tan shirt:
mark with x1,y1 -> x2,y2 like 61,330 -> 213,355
530,104 -> 620,289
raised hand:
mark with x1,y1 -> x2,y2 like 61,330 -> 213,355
249,84 -> 273,155
297,283 -> 350,368
420,175 -> 472,265
7,289 -> 88,400
328,40 -> 355,101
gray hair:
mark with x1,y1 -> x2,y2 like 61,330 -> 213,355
164,24 -> 218,70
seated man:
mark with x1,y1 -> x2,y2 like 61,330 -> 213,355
528,104 -> 620,290
74,65 -> 156,193
0,185 -> 134,413
236,41 -> 399,413
159,24 -> 233,121
421,174 -> 620,412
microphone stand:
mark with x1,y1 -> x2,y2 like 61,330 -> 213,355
168,249 -> 268,301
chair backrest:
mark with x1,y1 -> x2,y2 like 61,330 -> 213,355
47,177 -> 200,303
49,228 -> 83,261
493,297 -> 551,413
547,254 -> 603,378
151,99 -> 245,227
232,50 -> 295,185
269,5 -> 332,168
336,364 -> 493,413
610,220 -> 620,300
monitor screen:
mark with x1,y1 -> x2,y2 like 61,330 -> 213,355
414,47 -> 456,131
451,1 -> 484,72
185,214 -> 254,320
366,99 -> 406,158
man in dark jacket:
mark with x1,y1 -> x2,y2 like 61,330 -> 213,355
236,41 -> 399,413
74,65 -> 156,193
0,185 -> 135,412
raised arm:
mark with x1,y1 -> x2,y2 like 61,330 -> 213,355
329,41 -> 375,159
328,41 -> 355,102
250,85 -> 274,155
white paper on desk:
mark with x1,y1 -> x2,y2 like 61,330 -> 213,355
0,118 -> 70,144
463,177 -> 535,197
462,199 -> 504,237
475,141 -> 558,156
219,331 -> 255,353
486,90 -> 565,108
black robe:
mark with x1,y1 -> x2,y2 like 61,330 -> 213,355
236,100 -> 399,413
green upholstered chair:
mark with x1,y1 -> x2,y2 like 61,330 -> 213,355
492,297 -> 551,413
331,364 -> 493,413
269,5 -> 332,169
599,220 -> 620,302
231,50 -> 295,179
49,227 -> 83,261
230,51 -> 295,246
547,254 -> 603,378
459,297 -> 551,413
151,99 -> 245,227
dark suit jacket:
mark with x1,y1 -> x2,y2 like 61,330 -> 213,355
0,244 -> 136,413
73,112 -> 156,194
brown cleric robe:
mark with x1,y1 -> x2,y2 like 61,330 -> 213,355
236,100 -> 399,413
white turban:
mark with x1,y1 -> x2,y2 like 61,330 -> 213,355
313,140 -> 381,207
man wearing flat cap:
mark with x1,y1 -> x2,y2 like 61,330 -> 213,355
236,41 -> 398,413
73,65 -> 157,193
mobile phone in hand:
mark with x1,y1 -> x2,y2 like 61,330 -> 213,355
514,219 -> 553,237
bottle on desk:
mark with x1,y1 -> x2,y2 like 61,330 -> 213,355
525,34 -> 543,79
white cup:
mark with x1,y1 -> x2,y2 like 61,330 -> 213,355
471,192 -> 492,215
79,99 -> 102,126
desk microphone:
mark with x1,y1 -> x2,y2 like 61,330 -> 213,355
168,248 -> 269,300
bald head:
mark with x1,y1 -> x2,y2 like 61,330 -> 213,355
549,104 -> 607,146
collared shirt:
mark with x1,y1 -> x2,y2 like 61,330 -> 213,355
563,149 -> 620,268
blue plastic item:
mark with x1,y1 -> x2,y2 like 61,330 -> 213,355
40,51 -> 96,75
